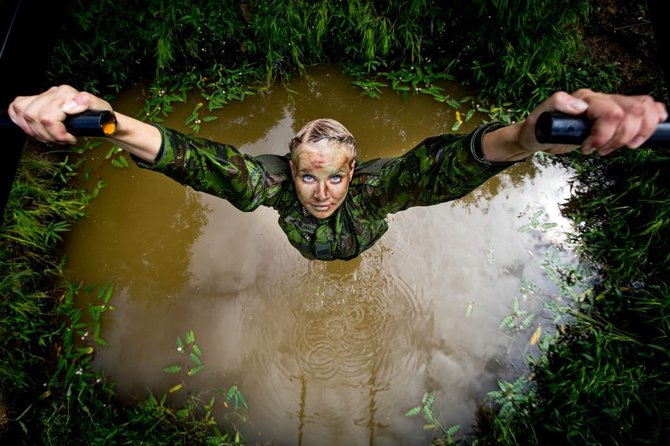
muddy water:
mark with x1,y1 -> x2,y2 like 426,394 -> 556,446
64,66 -> 578,445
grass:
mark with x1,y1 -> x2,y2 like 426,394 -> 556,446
471,149 -> 670,445
0,145 -> 244,444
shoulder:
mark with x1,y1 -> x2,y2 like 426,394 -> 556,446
351,158 -> 391,186
254,154 -> 292,185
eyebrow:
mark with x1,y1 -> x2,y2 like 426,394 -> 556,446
298,166 -> 348,174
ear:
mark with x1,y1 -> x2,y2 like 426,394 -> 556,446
348,159 -> 356,180
289,159 -> 297,178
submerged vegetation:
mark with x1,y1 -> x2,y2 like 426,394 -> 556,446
2,0 -> 668,444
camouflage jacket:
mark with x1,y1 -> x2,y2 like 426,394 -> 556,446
134,124 -> 513,260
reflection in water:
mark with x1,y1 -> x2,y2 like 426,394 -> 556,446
64,66 -> 579,445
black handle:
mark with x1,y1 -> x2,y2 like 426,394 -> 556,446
536,112 -> 670,149
0,110 -> 117,137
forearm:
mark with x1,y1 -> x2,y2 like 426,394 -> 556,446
107,113 -> 162,163
481,123 -> 533,163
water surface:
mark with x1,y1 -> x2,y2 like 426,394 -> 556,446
64,66 -> 577,445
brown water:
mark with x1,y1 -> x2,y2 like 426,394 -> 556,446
64,66 -> 578,445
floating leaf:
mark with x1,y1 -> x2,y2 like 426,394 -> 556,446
466,302 -> 475,317
189,352 -> 202,365
187,365 -> 205,376
447,424 -> 461,436
163,364 -> 182,374
530,325 -> 542,345
446,98 -> 460,109
168,383 -> 183,393
404,406 -> 421,417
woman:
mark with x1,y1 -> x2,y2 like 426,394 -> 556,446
8,86 -> 667,260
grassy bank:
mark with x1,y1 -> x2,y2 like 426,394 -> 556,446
2,1 -> 668,444
472,148 -> 670,445
0,145 -> 243,444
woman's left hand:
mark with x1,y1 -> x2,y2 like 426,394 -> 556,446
482,90 -> 667,163
519,89 -> 668,156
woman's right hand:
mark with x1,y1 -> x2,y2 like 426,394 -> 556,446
8,85 -> 113,145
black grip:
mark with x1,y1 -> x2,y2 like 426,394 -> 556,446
536,112 -> 670,149
0,110 -> 117,137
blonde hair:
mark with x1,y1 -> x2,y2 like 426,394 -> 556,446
289,119 -> 357,161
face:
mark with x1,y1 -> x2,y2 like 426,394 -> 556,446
290,140 -> 356,219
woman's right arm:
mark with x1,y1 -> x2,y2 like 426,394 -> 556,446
8,85 -> 161,163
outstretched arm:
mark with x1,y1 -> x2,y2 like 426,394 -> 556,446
8,85 -> 161,163
481,89 -> 668,163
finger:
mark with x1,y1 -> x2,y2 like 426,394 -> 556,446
23,95 -> 74,144
593,95 -> 659,154
12,86 -> 82,144
628,103 -> 661,149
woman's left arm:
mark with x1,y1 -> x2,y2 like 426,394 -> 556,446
481,89 -> 668,163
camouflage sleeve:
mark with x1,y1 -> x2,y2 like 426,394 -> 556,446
131,125 -> 280,211
361,122 -> 517,217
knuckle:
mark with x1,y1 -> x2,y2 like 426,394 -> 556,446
573,88 -> 593,97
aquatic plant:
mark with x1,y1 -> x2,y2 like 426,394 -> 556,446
475,150 -> 670,445
405,391 -> 462,445
0,145 -> 245,444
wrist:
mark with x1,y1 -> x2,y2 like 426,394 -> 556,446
482,122 -> 534,163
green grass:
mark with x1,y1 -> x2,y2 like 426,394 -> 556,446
472,149 -> 670,445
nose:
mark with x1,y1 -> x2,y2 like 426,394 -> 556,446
314,182 -> 328,201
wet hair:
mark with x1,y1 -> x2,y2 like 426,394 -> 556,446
289,119 -> 357,162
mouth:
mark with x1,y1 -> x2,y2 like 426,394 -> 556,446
311,204 -> 332,212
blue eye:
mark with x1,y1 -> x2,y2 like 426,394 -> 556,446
330,175 -> 343,184
302,174 -> 315,183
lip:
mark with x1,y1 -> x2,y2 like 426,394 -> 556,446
311,204 -> 332,212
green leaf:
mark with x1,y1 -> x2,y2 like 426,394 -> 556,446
186,330 -> 195,345
447,424 -> 461,436
187,365 -> 205,376
189,352 -> 202,365
446,98 -> 460,109
192,344 -> 202,357
404,406 -> 421,417
163,364 -> 182,374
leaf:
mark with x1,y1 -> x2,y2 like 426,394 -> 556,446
176,336 -> 184,352
404,406 -> 421,417
530,325 -> 542,345
163,364 -> 182,374
189,352 -> 202,365
447,424 -> 461,436
446,98 -> 460,109
188,365 -> 205,377
168,383 -> 183,393
186,330 -> 195,345
192,344 -> 202,357
110,158 -> 128,169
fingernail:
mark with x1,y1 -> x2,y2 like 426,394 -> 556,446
570,99 -> 589,113
61,100 -> 77,112
630,135 -> 645,148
